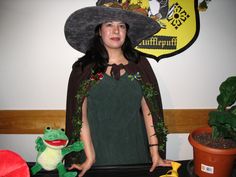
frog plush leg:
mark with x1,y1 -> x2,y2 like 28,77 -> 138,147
31,162 -> 43,175
57,162 -> 77,177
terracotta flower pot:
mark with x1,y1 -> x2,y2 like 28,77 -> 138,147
188,127 -> 236,177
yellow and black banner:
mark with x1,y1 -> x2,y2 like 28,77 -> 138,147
134,0 -> 200,61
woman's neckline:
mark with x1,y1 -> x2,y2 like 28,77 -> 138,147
105,63 -> 129,80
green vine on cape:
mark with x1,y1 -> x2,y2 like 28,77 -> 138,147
128,72 -> 168,152
72,72 -> 103,142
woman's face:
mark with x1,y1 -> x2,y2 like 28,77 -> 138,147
99,21 -> 127,51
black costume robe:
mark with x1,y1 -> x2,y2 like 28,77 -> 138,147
65,57 -> 167,165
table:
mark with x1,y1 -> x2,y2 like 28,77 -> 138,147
28,160 -> 236,177
28,160 -> 190,177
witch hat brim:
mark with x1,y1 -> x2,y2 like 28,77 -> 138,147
64,6 -> 161,53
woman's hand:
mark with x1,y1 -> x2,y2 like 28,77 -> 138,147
149,146 -> 172,172
69,159 -> 94,177
69,98 -> 95,177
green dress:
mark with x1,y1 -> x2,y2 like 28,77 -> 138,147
87,72 -> 151,166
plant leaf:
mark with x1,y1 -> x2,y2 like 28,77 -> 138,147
217,76 -> 236,111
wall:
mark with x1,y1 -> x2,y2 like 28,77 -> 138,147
0,0 -> 236,162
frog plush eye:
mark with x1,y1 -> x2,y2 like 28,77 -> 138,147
44,127 -> 52,134
61,128 -> 65,132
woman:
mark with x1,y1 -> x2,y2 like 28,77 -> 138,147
64,1 -> 171,177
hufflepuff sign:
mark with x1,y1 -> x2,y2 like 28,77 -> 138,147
133,0 -> 200,60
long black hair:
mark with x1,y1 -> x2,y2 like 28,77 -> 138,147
77,23 -> 141,74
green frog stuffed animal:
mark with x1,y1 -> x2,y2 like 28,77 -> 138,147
31,127 -> 83,177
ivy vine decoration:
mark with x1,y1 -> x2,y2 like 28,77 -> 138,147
71,71 -> 104,142
128,72 -> 168,152
128,72 -> 142,81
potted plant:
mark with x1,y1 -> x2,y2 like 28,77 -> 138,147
188,76 -> 236,177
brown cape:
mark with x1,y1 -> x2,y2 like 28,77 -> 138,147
65,57 -> 166,165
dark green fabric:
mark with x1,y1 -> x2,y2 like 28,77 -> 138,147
86,72 -> 151,166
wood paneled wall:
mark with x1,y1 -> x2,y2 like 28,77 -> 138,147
0,109 -> 212,134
